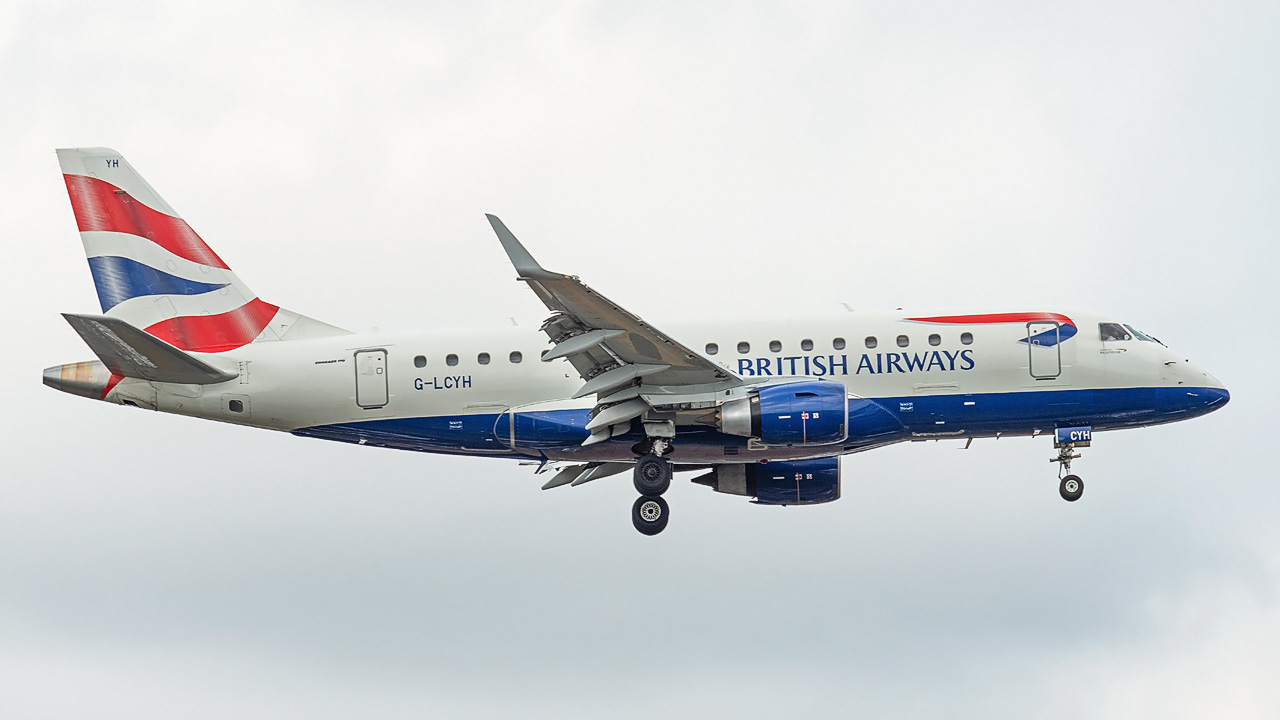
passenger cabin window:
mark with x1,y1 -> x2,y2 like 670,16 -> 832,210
961,332 -> 973,345
928,334 -> 941,346
706,343 -> 719,355
801,339 -> 813,351
737,341 -> 750,354
446,354 -> 459,366
896,335 -> 909,348
1099,323 -> 1132,342
414,355 -> 427,368
832,337 -> 846,350
509,351 -> 523,363
228,399 -> 244,413
769,340 -> 782,353
477,352 -> 490,365
865,336 -> 877,349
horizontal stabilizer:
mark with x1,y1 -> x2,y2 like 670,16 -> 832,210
62,313 -> 238,384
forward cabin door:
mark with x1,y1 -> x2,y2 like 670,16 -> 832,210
1027,322 -> 1061,379
355,349 -> 389,408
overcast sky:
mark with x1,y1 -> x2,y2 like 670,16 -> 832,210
2,1 -> 1276,717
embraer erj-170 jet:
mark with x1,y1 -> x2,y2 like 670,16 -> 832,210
44,148 -> 1230,535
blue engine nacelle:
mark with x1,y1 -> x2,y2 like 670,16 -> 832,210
691,457 -> 841,505
718,380 -> 848,446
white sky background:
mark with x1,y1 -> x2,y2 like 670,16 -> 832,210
1,1 -> 1276,717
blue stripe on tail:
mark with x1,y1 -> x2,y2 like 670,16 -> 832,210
87,256 -> 230,312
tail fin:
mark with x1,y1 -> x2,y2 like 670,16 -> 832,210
57,147 -> 348,352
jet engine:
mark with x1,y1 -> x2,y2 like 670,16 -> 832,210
716,380 -> 848,446
691,457 -> 840,505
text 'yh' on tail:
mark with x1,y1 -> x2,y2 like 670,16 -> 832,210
56,147 -> 349,353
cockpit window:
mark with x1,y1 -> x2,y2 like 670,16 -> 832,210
1123,324 -> 1158,343
1099,323 -> 1132,342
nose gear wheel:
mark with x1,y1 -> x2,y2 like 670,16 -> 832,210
1050,439 -> 1085,502
1059,474 -> 1084,502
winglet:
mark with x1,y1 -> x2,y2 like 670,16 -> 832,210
485,214 -> 562,280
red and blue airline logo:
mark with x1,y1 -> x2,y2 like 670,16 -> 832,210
906,312 -> 1077,347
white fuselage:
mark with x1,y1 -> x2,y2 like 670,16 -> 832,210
91,309 -> 1227,465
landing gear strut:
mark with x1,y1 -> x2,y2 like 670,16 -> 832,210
1050,426 -> 1090,503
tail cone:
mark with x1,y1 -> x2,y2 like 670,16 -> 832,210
43,360 -> 115,399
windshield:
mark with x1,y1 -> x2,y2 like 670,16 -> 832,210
1123,324 -> 1153,342
1124,324 -> 1165,346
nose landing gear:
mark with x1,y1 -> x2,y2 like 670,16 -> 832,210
1059,474 -> 1084,502
1051,426 -> 1091,502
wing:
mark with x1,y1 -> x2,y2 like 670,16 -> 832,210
486,215 -> 742,445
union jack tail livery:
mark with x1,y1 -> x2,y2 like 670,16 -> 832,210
56,147 -> 348,353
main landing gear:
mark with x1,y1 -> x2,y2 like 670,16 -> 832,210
631,438 -> 673,536
1050,426 -> 1090,502
632,495 -> 669,536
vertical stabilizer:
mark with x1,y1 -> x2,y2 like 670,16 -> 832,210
57,147 -> 348,352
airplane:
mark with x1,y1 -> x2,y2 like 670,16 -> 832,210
43,147 -> 1230,535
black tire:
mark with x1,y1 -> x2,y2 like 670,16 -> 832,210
632,495 -> 669,536
633,454 -> 672,495
1059,474 -> 1084,502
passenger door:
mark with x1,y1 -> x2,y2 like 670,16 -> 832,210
355,349 -> 389,409
1027,322 -> 1061,380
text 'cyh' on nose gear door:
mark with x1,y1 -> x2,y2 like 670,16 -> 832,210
355,349 -> 389,408
1027,322 -> 1061,379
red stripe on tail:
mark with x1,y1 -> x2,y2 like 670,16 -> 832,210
63,174 -> 230,270
145,298 -> 279,353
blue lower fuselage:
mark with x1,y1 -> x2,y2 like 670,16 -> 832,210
293,385 -> 1230,462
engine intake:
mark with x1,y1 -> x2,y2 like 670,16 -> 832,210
691,457 -> 840,505
719,380 -> 848,446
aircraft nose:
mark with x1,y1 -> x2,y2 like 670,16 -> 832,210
1156,383 -> 1229,421
1203,384 -> 1223,407
1188,363 -> 1228,395
1186,361 -> 1229,411
1170,355 -> 1228,393
1201,385 -> 1230,409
